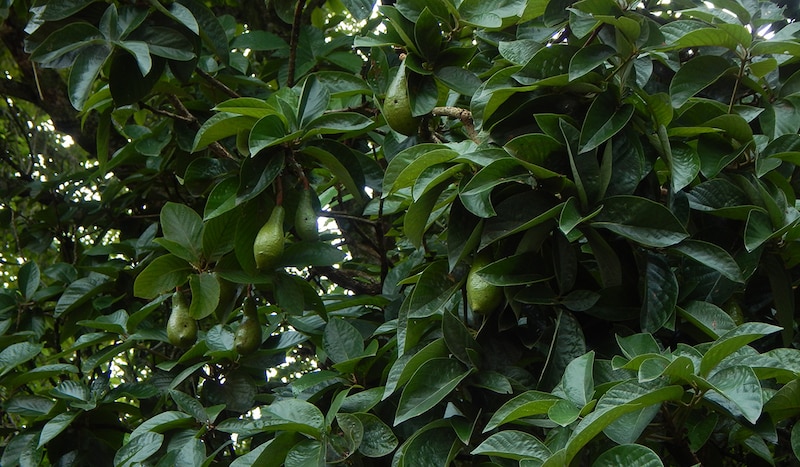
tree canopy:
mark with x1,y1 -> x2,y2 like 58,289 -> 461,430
3,0 -> 800,465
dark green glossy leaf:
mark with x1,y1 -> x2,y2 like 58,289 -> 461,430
323,318 -> 364,364
395,358 -> 471,425
133,255 -> 191,299
579,93 -> 634,153
592,196 -> 688,248
0,342 -> 44,378
55,274 -> 111,317
484,391 -> 562,431
700,322 -> 782,376
188,272 -> 220,319
705,365 -> 762,424
471,430 -> 551,461
670,55 -> 734,108
193,113 -> 257,152
68,44 -> 110,110
592,444 -> 663,467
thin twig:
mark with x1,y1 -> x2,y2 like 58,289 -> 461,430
320,211 -> 378,225
167,95 -> 237,160
432,106 -> 480,143
197,69 -> 240,99
287,0 -> 307,87
141,103 -> 194,124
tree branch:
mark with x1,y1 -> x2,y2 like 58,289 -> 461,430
287,0 -> 307,87
196,69 -> 240,99
432,106 -> 480,143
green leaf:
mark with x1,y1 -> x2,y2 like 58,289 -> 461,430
304,112 -> 374,135
387,148 -> 457,195
414,8 -> 443,61
69,44 -> 110,110
18,261 -> 40,300
176,0 -> 229,64
40,0 -> 97,21
266,398 -> 326,438
408,260 -> 461,318
395,358 -> 471,425
341,0 -> 375,20
442,308 -> 480,367
603,404 -> 660,444
353,413 -> 398,457
229,432 -> 299,467
297,75 -> 330,129
77,309 -> 128,335
54,274 -> 111,317
405,181 -> 448,247
37,411 -> 80,449
133,255 -> 192,299
435,66 -> 481,96
548,399 -> 581,426
0,342 -> 43,378
323,318 -> 364,363
579,92 -> 634,153
564,380 -> 683,464
592,196 -> 689,248
383,338 -> 449,399
592,444 -> 664,467
553,351 -> 594,408
569,44 -> 615,82
670,55 -> 734,108
129,411 -> 194,439
471,430 -> 551,461
705,365 -> 762,424
700,322 -> 782,376
678,301 -> 737,340
192,113 -> 257,152
231,31 -> 288,51
160,202 -> 204,263
51,380 -> 90,402
282,241 -> 345,267
188,272 -> 220,319
671,240 -> 744,283
484,391 -> 562,431
114,431 -> 164,467
459,158 -> 530,217
641,253 -> 678,333
236,150 -> 285,205
30,22 -> 102,65
170,389 -> 209,423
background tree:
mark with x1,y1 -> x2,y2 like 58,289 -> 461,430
2,0 -> 800,465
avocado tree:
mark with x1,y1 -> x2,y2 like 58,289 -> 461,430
3,0 -> 800,465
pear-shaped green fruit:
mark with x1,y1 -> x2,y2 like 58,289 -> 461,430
234,297 -> 262,355
295,188 -> 319,241
383,59 -> 419,136
254,205 -> 285,270
466,252 -> 503,315
167,291 -> 197,348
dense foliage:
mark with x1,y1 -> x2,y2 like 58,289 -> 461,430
3,0 -> 800,465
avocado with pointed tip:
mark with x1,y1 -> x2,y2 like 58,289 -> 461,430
254,205 -> 285,270
234,297 -> 262,355
167,291 -> 197,348
295,188 -> 319,241
466,252 -> 503,315
383,59 -> 419,136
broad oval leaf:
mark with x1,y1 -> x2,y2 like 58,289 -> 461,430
394,357 -> 471,425
471,430 -> 551,461
591,196 -> 689,248
592,444 -> 664,467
